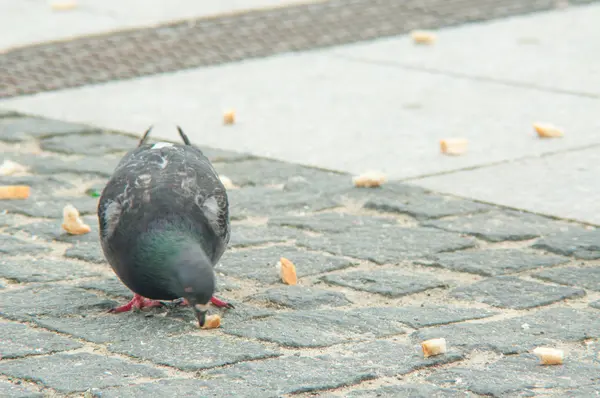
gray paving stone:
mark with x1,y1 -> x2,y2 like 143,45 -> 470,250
365,194 -> 491,220
110,334 -> 280,371
7,153 -> 119,177
40,132 -> 138,155
591,300 -> 600,309
451,276 -> 586,309
0,380 -> 42,398
0,109 -> 19,118
0,235 -> 51,256
0,352 -> 165,394
102,378 -> 273,398
322,269 -> 446,298
268,212 -> 396,233
251,285 -> 351,309
0,285 -> 116,321
0,117 -> 98,139
533,266 -> 600,292
550,385 -> 600,398
218,246 -> 356,284
0,322 -> 81,358
64,242 -> 107,264
8,217 -> 100,244
428,355 -> 600,397
424,210 -> 568,242
77,277 -> 131,297
204,340 -> 462,395
228,186 -> 341,219
412,307 -> 600,355
533,228 -> 600,260
345,383 -> 464,398
0,196 -> 99,218
228,224 -> 300,248
223,306 -> 494,348
213,158 -> 346,187
196,145 -> 256,163
298,226 -> 476,264
415,248 -> 569,276
0,258 -> 101,283
0,175 -> 73,196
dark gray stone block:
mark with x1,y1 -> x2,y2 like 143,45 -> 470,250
228,224 -> 300,248
346,384 -> 464,398
223,306 -> 494,347
533,266 -> 600,291
204,340 -> 462,395
365,194 -> 491,220
268,212 -> 396,233
102,379 -> 273,398
0,234 -> 51,256
0,258 -> 101,282
0,380 -> 42,398
0,117 -> 98,139
0,285 -> 116,321
416,248 -> 569,276
428,355 -> 600,397
451,276 -> 585,309
40,132 -> 138,155
412,307 -> 600,355
0,352 -> 165,393
218,246 -> 356,283
322,269 -> 446,297
0,109 -> 19,118
298,226 -> 476,264
533,228 -> 600,259
424,210 -> 568,242
251,285 -> 351,309
0,196 -> 98,218
77,277 -> 131,297
0,175 -> 73,196
0,322 -> 81,358
7,153 -> 119,177
65,242 -> 107,264
591,300 -> 600,309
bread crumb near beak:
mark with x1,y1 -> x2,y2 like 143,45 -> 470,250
421,338 -> 447,358
352,171 -> 387,188
279,257 -> 298,285
62,204 -> 92,235
533,347 -> 564,365
201,314 -> 221,329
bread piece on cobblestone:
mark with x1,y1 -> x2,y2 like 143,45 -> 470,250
440,138 -> 468,155
62,204 -> 91,235
50,0 -> 78,11
411,30 -> 437,44
223,110 -> 236,125
0,185 -> 30,200
279,257 -> 298,285
352,171 -> 387,188
533,123 -> 563,138
421,338 -> 447,358
533,347 -> 564,365
201,314 -> 221,329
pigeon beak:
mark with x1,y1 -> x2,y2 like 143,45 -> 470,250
194,304 -> 209,327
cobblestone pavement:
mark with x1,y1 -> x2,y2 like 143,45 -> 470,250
0,111 -> 599,397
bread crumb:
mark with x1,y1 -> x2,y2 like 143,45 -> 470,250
279,257 -> 298,285
421,338 -> 447,358
223,110 -> 236,125
440,138 -> 468,156
533,123 -> 563,138
533,347 -> 564,365
352,171 -> 387,188
50,0 -> 78,11
62,204 -> 91,235
411,30 -> 437,45
0,185 -> 30,200
201,314 -> 221,329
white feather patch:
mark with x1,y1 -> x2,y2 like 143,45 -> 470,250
202,196 -> 220,225
151,142 -> 174,149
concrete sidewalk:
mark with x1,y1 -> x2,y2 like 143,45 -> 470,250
2,2 -> 599,225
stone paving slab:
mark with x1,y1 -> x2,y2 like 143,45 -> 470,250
0,380 -> 42,398
1,113 -> 599,397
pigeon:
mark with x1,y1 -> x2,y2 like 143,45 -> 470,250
98,126 -> 233,327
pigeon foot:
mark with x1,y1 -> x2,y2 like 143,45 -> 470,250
176,296 -> 235,309
108,294 -> 164,313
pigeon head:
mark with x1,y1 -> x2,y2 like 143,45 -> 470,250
172,244 -> 216,327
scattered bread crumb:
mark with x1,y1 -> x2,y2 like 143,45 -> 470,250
50,0 -> 78,11
440,138 -> 468,156
62,204 -> 91,235
223,110 -> 236,125
0,160 -> 28,176
533,347 -> 564,365
0,185 -> 30,200
352,171 -> 387,188
421,338 -> 447,358
533,123 -> 563,138
219,175 -> 236,190
279,257 -> 298,285
201,314 -> 221,329
411,30 -> 437,45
